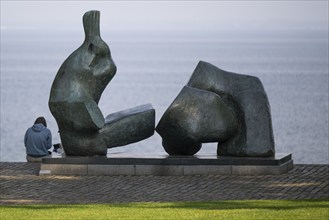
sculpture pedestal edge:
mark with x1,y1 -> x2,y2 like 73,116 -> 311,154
39,153 -> 293,176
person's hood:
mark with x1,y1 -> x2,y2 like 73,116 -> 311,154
32,123 -> 46,132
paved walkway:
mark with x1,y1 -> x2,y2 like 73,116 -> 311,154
0,162 -> 328,204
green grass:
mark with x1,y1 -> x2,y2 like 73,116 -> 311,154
1,200 -> 328,220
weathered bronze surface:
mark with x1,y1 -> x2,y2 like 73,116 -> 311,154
157,61 -> 275,156
49,11 -> 155,156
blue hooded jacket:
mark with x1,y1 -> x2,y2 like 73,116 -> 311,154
24,123 -> 52,156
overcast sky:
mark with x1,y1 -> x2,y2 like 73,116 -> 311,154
1,1 -> 328,30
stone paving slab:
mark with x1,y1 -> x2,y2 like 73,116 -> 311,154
0,162 -> 328,204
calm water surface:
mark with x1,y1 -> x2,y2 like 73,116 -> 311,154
1,28 -> 328,163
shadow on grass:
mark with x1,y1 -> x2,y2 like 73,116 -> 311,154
2,199 -> 329,211
122,199 -> 329,211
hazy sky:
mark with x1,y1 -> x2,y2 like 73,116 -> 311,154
1,1 -> 328,30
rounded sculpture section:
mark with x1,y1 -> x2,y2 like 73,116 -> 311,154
156,86 -> 238,156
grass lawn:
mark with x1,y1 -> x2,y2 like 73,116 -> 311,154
1,200 -> 328,220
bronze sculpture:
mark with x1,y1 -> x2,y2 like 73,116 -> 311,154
157,61 -> 275,156
49,11 -> 155,156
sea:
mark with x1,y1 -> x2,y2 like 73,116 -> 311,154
1,27 -> 328,164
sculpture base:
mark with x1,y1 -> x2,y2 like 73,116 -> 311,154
40,153 -> 293,176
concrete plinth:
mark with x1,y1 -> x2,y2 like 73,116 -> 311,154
40,153 -> 293,176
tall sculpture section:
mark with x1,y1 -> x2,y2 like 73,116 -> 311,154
49,11 -> 155,156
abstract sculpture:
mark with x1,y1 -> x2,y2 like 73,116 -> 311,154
49,11 -> 155,156
156,61 -> 275,157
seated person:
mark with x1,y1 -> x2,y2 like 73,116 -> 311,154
24,117 -> 52,162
